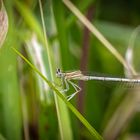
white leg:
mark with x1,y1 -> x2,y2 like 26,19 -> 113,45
67,80 -> 81,101
60,78 -> 70,93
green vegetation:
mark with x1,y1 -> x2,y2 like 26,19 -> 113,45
0,0 -> 140,140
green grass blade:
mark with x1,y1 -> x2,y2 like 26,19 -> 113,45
15,0 -> 74,138
14,0 -> 43,42
52,0 -> 72,69
38,0 -> 73,139
12,47 -> 103,140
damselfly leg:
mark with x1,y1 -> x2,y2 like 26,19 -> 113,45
60,77 -> 81,101
61,78 -> 69,93
66,80 -> 81,101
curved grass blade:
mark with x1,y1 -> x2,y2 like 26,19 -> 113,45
15,1 -> 73,139
12,47 -> 103,140
62,0 -> 136,75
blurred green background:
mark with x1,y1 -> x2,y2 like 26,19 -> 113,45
0,0 -> 140,140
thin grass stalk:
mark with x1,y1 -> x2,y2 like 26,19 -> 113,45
62,0 -> 136,76
38,0 -> 73,139
12,47 -> 103,140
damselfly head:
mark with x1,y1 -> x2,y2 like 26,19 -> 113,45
56,68 -> 63,78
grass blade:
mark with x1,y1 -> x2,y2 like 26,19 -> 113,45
12,47 -> 103,140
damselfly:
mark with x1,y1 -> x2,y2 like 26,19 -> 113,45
56,68 -> 140,101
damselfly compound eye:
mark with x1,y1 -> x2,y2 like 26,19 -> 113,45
56,68 -> 60,74
56,68 -> 62,77
57,68 -> 60,73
